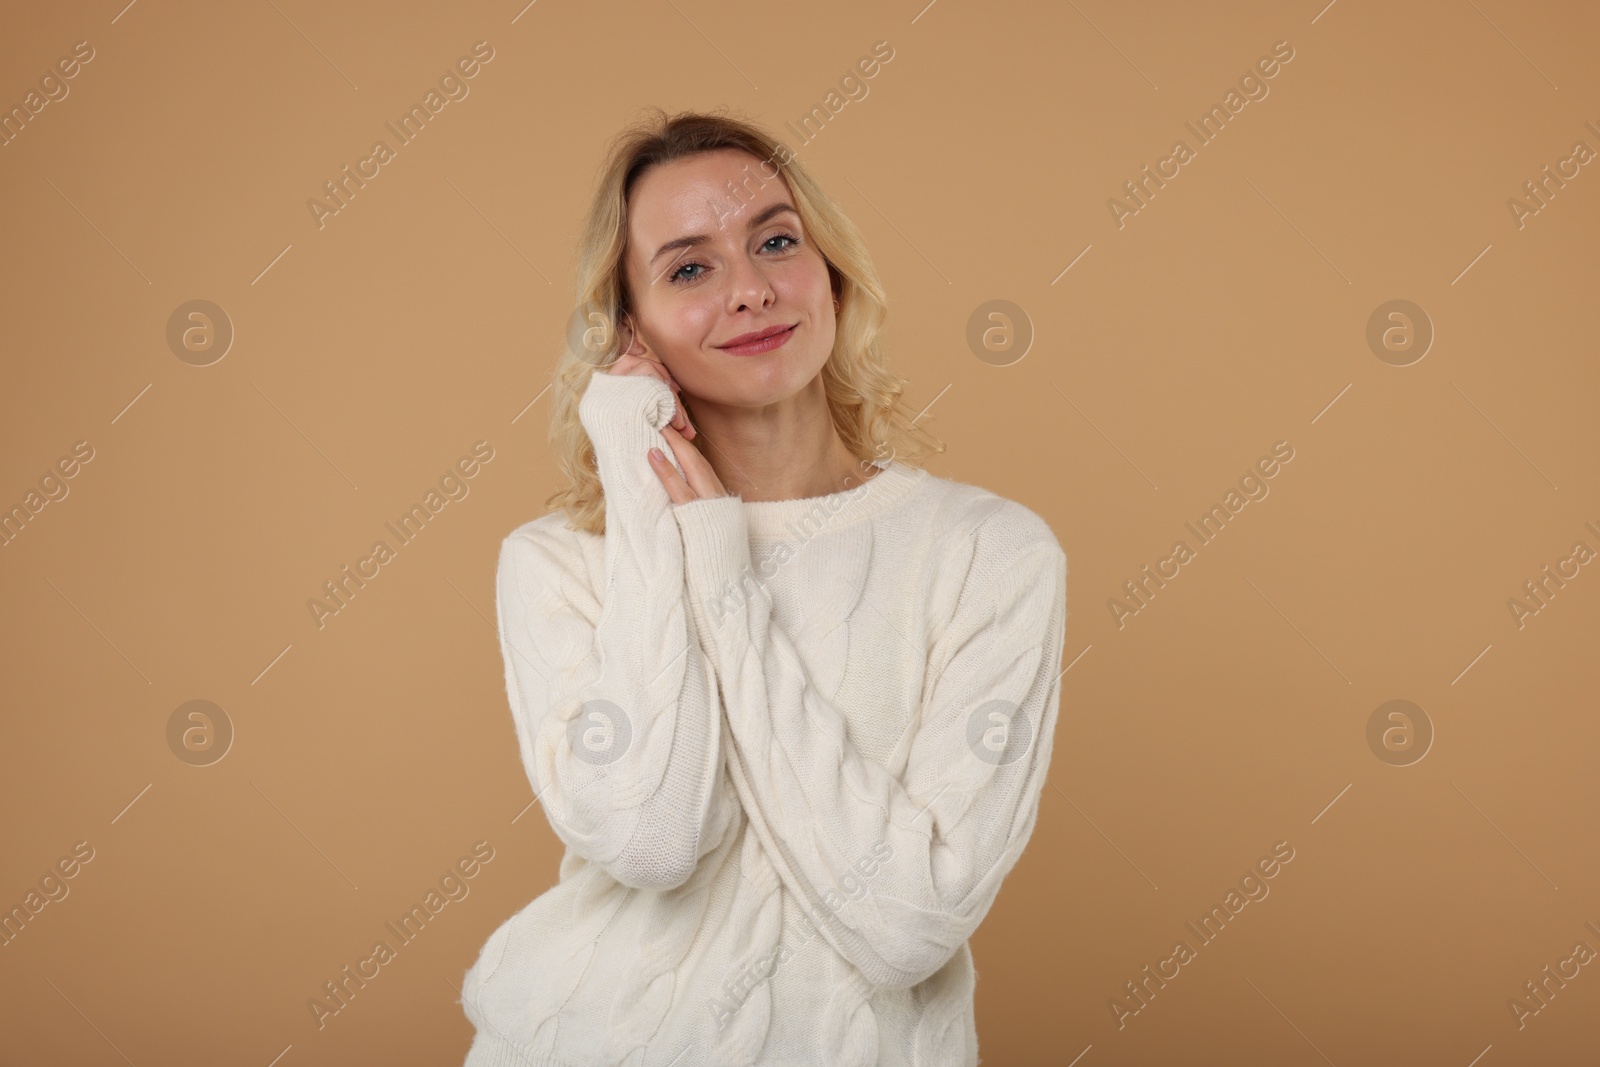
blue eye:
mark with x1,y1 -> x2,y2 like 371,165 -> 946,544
666,233 -> 802,285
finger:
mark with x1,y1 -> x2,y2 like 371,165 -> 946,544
660,381 -> 689,435
660,425 -> 725,499
648,447 -> 692,504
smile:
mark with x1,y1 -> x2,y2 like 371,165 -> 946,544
717,323 -> 797,356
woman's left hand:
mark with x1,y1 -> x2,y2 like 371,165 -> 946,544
649,424 -> 730,504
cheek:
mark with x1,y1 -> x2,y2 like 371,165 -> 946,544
679,299 -> 718,330
799,303 -> 838,375
663,303 -> 725,384
806,252 -> 834,298
655,299 -> 714,347
819,317 -> 841,363
781,260 -> 832,311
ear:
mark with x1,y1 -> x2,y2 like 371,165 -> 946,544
617,311 -> 648,358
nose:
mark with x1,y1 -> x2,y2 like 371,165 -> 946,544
723,251 -> 775,314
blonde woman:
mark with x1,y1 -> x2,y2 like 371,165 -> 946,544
460,107 -> 1068,1067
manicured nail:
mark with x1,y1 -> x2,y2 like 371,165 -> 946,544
649,447 -> 663,462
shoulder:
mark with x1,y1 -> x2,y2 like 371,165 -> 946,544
912,469 -> 1066,574
910,473 -> 1067,655
501,510 -> 587,553
496,512 -> 599,594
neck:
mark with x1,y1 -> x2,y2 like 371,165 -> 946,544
683,376 -> 880,502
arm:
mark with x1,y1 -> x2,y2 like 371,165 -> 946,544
670,495 -> 1069,989
493,371 -> 736,892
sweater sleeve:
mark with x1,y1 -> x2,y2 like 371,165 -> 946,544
492,371 -> 735,892
670,494 -> 1068,989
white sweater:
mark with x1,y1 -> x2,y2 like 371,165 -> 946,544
460,370 -> 1068,1067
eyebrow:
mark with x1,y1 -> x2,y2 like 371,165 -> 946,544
648,202 -> 799,266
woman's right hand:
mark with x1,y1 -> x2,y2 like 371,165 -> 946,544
603,322 -> 697,440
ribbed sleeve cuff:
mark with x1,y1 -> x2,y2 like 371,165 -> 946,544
577,370 -> 682,475
671,495 -> 752,644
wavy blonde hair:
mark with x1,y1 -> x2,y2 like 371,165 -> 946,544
543,106 -> 945,536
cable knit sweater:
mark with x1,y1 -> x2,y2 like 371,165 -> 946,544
459,370 -> 1068,1067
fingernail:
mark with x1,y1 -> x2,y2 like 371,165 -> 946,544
649,447 -> 663,462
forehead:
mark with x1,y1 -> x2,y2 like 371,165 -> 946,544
627,148 -> 793,249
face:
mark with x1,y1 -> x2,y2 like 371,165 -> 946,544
620,148 -> 837,408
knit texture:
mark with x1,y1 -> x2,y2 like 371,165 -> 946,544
459,370 -> 1068,1066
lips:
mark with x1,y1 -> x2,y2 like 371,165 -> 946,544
716,323 -> 796,349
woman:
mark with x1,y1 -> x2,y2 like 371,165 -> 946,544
460,107 -> 1068,1067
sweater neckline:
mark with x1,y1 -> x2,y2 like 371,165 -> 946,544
740,459 -> 927,541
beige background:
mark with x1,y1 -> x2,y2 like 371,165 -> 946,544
3,0 -> 1598,1063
